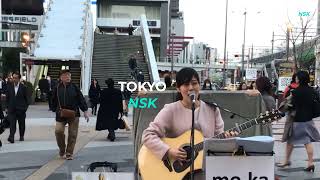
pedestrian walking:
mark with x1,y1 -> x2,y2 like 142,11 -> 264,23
96,78 -> 123,141
277,71 -> 320,172
6,72 -> 30,143
89,79 -> 101,115
52,70 -> 90,160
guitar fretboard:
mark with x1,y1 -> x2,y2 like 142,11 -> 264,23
193,118 -> 259,153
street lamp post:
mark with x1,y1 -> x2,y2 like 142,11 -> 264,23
241,10 -> 247,81
222,0 -> 228,87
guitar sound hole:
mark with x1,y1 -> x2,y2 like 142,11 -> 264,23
172,145 -> 198,173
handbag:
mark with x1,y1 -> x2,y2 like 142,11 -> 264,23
117,115 -> 126,130
117,114 -> 130,130
57,85 -> 76,119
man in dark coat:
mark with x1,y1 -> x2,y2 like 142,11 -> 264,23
47,75 -> 57,111
128,55 -> 137,71
128,24 -> 134,35
136,70 -> 144,83
52,70 -> 89,160
38,75 -> 49,101
6,72 -> 30,143
96,78 -> 123,141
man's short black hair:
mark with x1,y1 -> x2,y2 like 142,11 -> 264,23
296,70 -> 310,85
105,78 -> 114,88
42,75 -> 45,78
12,72 -> 21,79
59,69 -> 71,76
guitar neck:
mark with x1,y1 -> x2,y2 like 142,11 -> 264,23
194,118 -> 259,153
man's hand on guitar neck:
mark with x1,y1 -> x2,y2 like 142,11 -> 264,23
168,148 -> 187,162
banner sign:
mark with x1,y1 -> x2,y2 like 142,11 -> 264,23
1,15 -> 42,26
245,69 -> 257,80
206,156 -> 274,180
278,76 -> 292,92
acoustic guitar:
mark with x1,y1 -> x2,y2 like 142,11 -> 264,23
138,110 -> 283,180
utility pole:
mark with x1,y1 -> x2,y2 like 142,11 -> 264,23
170,34 -> 174,79
226,51 -> 229,70
251,44 -> 253,68
271,31 -> 274,61
241,10 -> 247,81
222,0 -> 228,87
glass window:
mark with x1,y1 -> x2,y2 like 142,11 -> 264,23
103,5 -> 160,20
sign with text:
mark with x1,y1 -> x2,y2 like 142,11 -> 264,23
1,15 -> 42,26
72,172 -> 134,180
278,76 -> 292,92
206,156 -> 274,180
245,69 -> 258,80
119,81 -> 166,109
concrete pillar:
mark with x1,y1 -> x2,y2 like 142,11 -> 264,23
160,2 -> 169,61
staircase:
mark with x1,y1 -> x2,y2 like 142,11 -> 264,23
47,64 -> 61,82
69,65 -> 81,88
92,34 -> 150,89
47,63 -> 81,87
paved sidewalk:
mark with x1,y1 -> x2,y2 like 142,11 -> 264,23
2,104 -> 320,179
0,104 -> 134,180
273,117 -> 320,180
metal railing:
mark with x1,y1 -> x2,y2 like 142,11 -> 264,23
134,15 -> 160,83
80,0 -> 94,95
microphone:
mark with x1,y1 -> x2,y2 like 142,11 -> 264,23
189,91 -> 196,103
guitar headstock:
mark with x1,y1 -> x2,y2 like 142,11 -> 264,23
256,109 -> 284,125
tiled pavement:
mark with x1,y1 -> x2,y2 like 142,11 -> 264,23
1,104 -> 320,179
273,117 -> 320,180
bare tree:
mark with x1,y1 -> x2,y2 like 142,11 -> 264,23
286,10 -> 316,71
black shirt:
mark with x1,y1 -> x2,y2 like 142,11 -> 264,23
292,85 -> 314,122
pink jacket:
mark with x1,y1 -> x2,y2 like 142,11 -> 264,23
142,100 -> 224,160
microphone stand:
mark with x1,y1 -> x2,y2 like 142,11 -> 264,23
204,101 -> 251,121
190,98 -> 196,180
